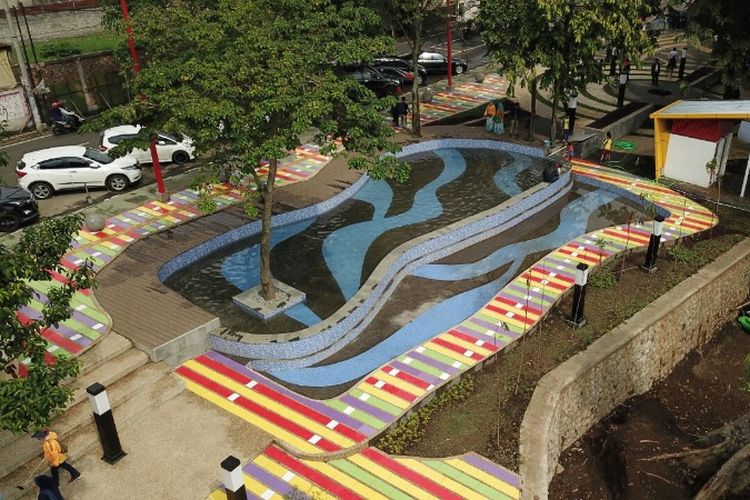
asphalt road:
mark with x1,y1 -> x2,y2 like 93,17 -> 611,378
0,130 -> 194,218
0,38 -> 489,222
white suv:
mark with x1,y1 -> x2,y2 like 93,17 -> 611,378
16,146 -> 142,200
100,125 -> 195,164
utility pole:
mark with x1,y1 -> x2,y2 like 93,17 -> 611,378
3,0 -> 41,131
446,0 -> 453,91
119,0 -> 168,200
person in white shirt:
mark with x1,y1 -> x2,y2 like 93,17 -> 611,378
678,47 -> 687,79
567,91 -> 578,135
667,48 -> 678,78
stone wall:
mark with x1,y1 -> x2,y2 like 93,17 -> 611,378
519,238 -> 750,500
0,4 -> 102,43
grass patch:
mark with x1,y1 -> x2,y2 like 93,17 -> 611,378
403,231 -> 746,471
19,33 -> 119,63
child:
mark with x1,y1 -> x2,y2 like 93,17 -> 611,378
600,132 -> 613,163
564,141 -> 575,161
484,101 -> 497,132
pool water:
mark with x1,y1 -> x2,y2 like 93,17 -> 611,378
165,148 -> 549,334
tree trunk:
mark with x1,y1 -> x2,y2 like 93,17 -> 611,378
411,18 -> 423,137
677,414 -> 750,481
549,79 -> 560,144
528,77 -> 537,142
259,158 -> 277,300
694,443 -> 750,500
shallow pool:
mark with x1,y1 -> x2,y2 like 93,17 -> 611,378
165,148 -> 549,334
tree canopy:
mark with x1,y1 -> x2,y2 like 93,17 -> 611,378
685,0 -> 750,98
0,216 -> 94,433
480,0 -> 652,139
98,0 -> 409,298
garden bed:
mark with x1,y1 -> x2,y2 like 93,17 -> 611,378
381,229 -> 746,472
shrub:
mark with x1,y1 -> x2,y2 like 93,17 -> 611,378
377,375 -> 475,454
39,43 -> 81,60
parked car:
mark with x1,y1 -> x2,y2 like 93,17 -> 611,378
373,66 -> 416,89
417,51 -> 468,75
347,67 -> 402,97
0,186 -> 38,232
16,146 -> 142,200
100,125 -> 195,165
373,57 -> 428,86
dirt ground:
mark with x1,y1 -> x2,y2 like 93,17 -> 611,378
549,318 -> 750,500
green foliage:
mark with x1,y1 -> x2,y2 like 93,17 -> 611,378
480,0 -> 652,138
668,243 -> 699,264
38,42 -> 82,60
589,268 -> 616,289
94,0 -> 410,298
0,216 -> 96,433
377,375 -> 475,454
685,0 -> 750,96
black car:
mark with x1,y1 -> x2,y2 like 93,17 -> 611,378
372,66 -> 415,90
0,186 -> 39,232
417,51 -> 469,75
348,67 -> 402,97
373,57 -> 428,86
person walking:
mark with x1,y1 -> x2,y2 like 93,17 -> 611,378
493,100 -> 505,136
397,96 -> 409,128
390,102 -> 399,128
678,47 -> 687,79
667,48 -> 678,78
483,100 -> 496,133
35,475 -> 64,500
508,99 -> 520,138
567,91 -> 578,135
600,132 -> 613,163
35,429 -> 80,486
651,58 -> 661,86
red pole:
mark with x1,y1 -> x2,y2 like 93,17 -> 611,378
446,0 -> 453,90
119,0 -> 166,197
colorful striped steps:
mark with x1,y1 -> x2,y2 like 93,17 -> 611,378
412,74 -> 507,125
208,444 -> 520,500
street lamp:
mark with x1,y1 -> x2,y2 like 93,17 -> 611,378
119,0 -> 167,200
446,0 -> 453,90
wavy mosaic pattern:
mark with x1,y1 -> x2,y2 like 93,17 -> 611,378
178,161 -> 716,498
14,144 -> 332,373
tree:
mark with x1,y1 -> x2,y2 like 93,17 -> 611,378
95,0 -> 408,301
480,0 -> 652,142
0,216 -> 95,433
685,0 -> 750,99
379,0 -> 444,137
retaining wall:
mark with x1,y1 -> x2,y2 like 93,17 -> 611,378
519,238 -> 750,500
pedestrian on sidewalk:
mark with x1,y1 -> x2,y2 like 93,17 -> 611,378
678,47 -> 687,79
651,58 -> 661,86
35,429 -> 80,486
397,96 -> 409,128
492,100 -> 505,135
484,100 -> 497,133
390,103 -> 399,128
622,57 -> 631,78
508,98 -> 520,138
667,48 -> 678,78
564,140 -> 575,161
600,132 -> 613,163
567,91 -> 578,135
609,46 -> 617,76
561,114 -> 570,142
35,475 -> 64,500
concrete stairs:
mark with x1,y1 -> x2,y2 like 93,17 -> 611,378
0,333 -> 184,498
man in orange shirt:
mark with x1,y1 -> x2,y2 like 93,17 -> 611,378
35,429 -> 81,485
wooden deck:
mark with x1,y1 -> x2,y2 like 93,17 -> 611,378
94,159 -> 362,357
